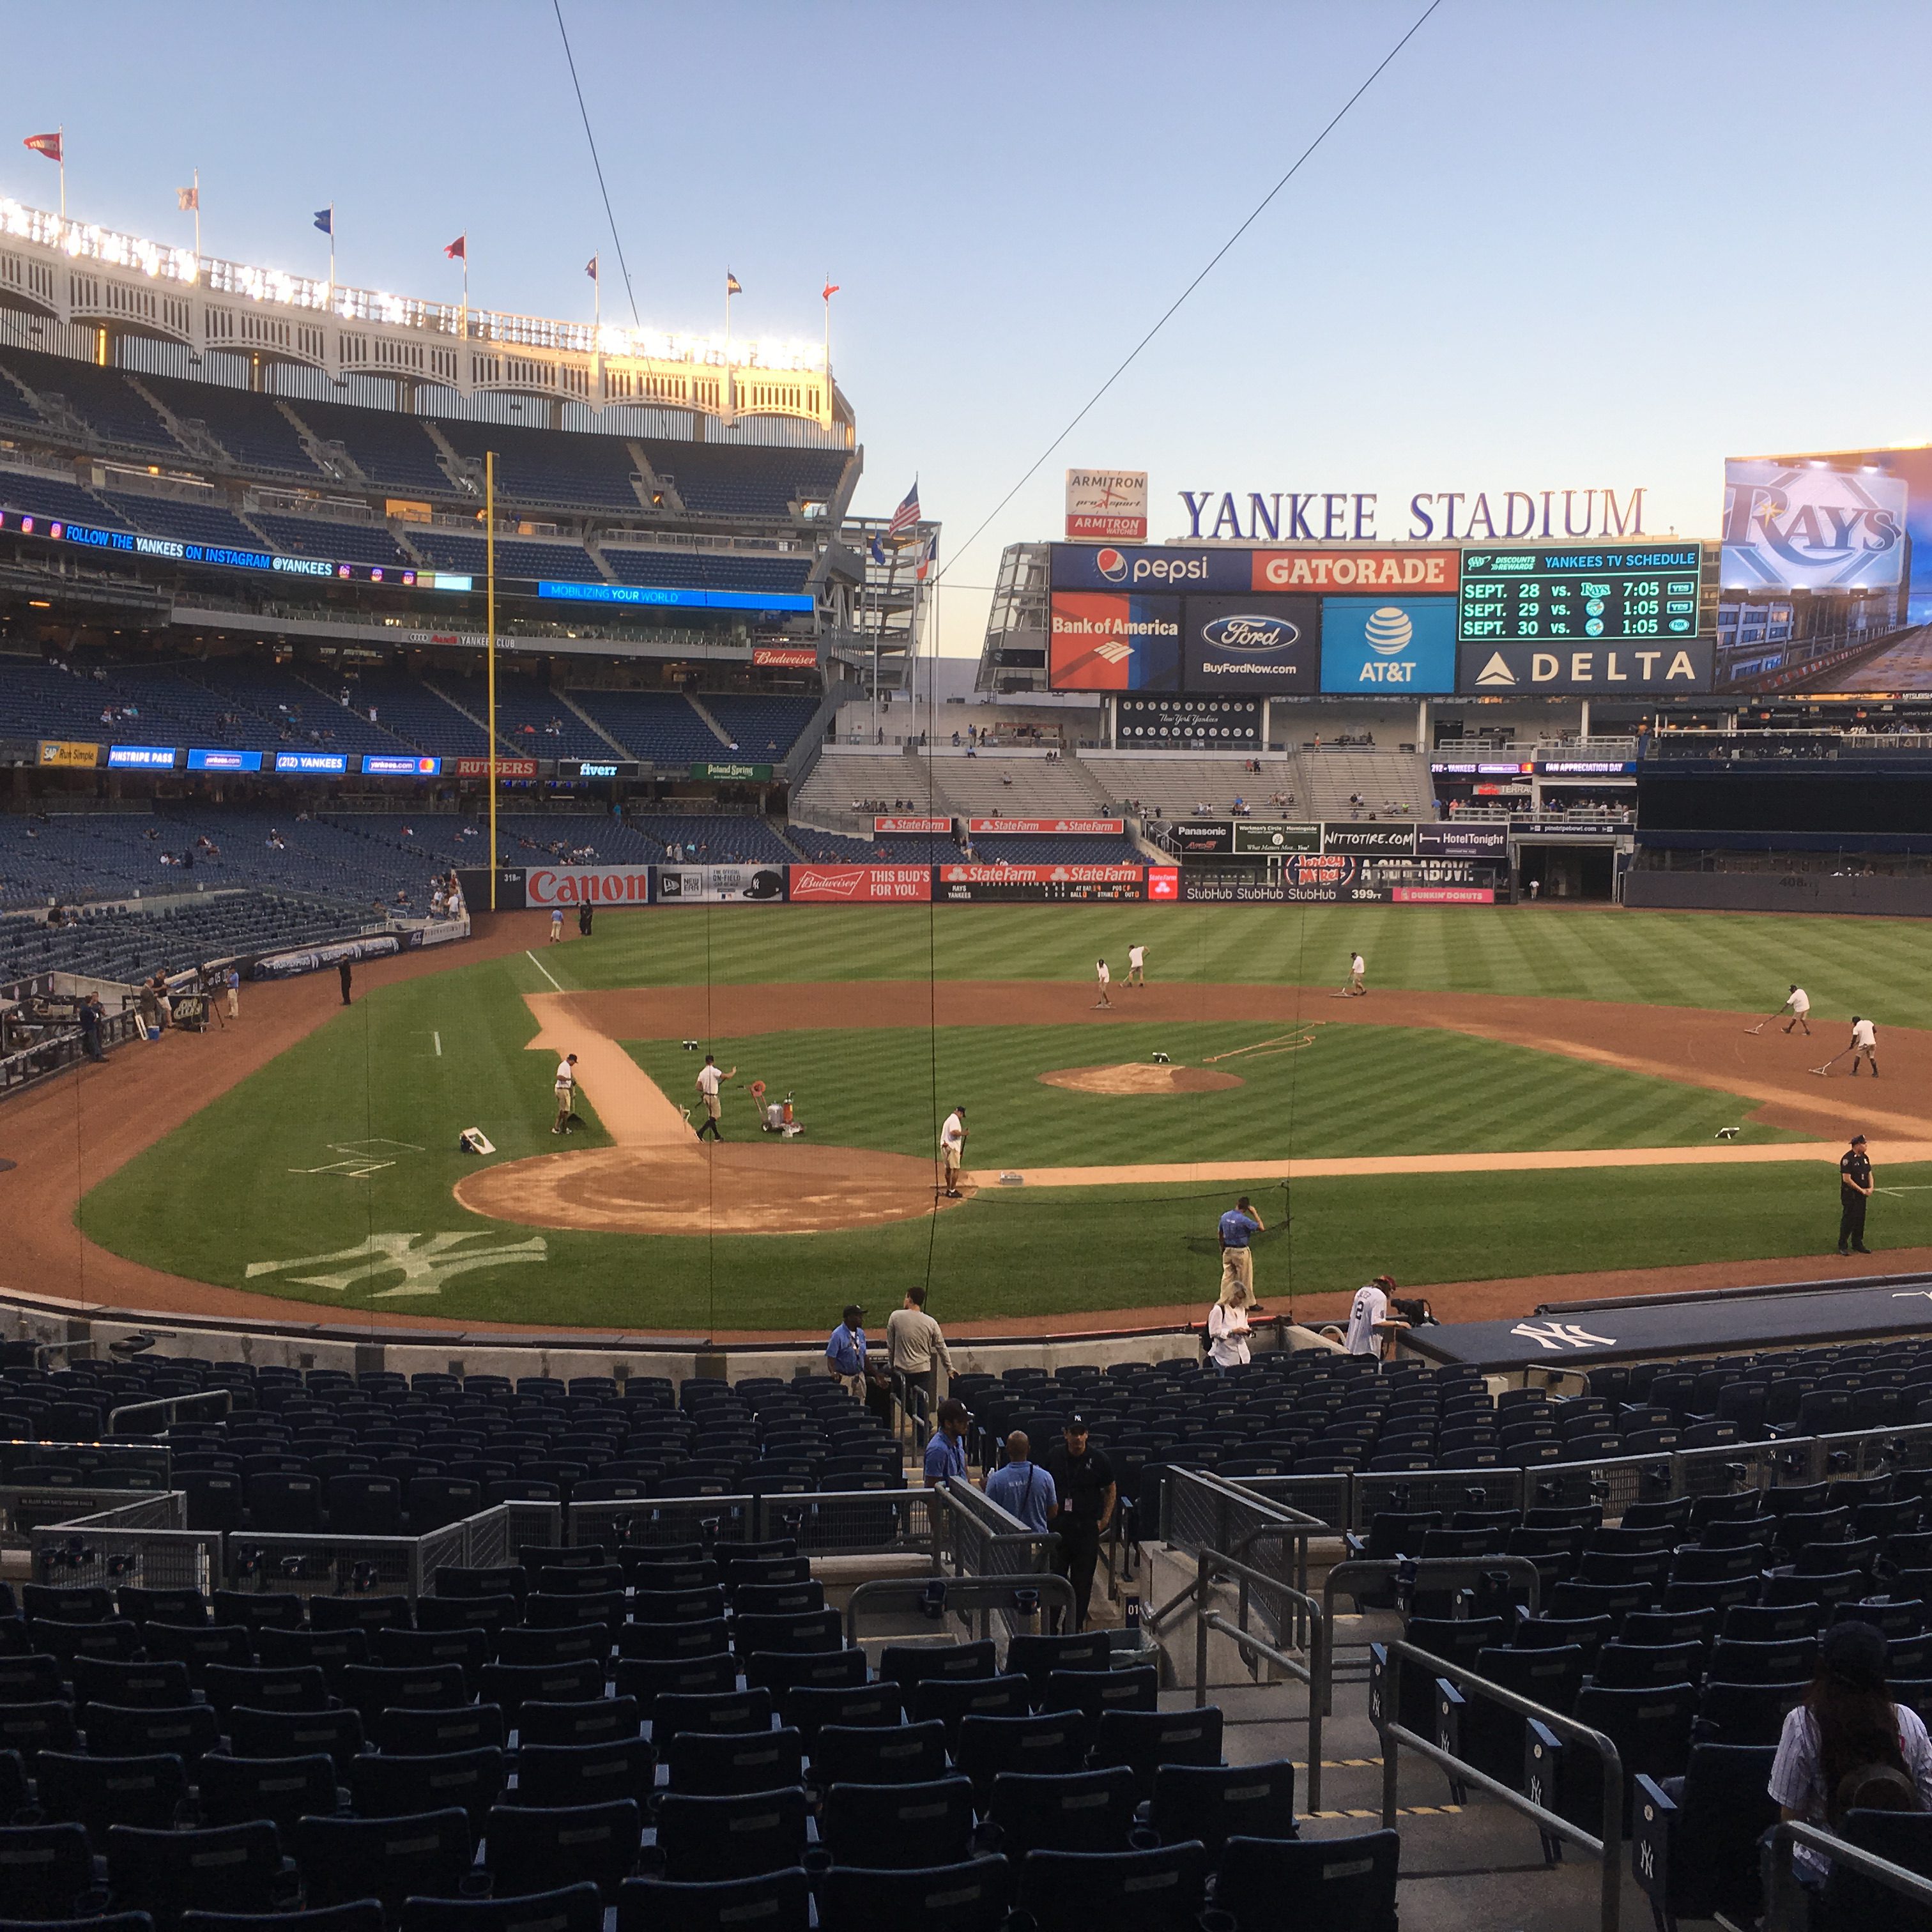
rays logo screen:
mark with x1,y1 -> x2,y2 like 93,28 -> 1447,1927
1183,595 -> 1320,691
1048,592 -> 1181,690
1320,597 -> 1457,692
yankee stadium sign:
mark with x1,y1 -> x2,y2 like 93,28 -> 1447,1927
1178,487 -> 1650,544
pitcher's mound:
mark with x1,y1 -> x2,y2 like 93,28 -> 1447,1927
1039,1064 -> 1244,1096
455,1141 -> 962,1236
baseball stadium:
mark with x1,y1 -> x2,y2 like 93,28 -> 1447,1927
6,53 -> 1932,1932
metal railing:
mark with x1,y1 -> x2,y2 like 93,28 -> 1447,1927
1153,1469 -> 1326,1650
844,1573 -> 1074,1648
1765,1820 -> 1932,1929
106,1390 -> 233,1435
941,1477 -> 1056,1646
29,1491 -> 221,1593
1375,1640 -> 1624,1932
565,1487 -> 939,1563
1191,1546 -> 1328,1809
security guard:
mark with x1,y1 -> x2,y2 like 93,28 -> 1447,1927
1838,1133 -> 1874,1257
1043,1414 -> 1116,1633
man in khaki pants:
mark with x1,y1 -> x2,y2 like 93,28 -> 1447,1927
1218,1195 -> 1263,1300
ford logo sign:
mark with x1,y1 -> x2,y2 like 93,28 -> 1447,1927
1202,613 -> 1299,652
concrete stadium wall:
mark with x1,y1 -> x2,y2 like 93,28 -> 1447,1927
1625,870 -> 1932,918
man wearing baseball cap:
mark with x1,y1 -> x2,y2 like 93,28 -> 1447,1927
825,1303 -> 868,1399
1838,1135 -> 1874,1257
1043,1414 -> 1116,1632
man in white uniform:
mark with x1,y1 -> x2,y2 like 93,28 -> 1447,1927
1850,1015 -> 1879,1077
1094,959 -> 1112,1009
695,1053 -> 736,1138
1347,951 -> 1367,997
1782,985 -> 1811,1036
553,1053 -> 578,1133
940,1105 -> 967,1197
1128,943 -> 1146,990
1345,1274 -> 1400,1356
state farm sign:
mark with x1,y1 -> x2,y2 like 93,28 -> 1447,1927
874,815 -> 952,834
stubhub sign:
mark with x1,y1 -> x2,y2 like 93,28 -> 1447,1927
1320,597 -> 1457,693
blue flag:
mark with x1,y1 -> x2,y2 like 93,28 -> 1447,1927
313,208 -> 333,236
870,536 -> 886,566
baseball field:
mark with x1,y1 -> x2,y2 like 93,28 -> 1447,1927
49,902 -> 1932,1336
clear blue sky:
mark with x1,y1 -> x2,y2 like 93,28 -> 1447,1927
3,1 -> 1925,655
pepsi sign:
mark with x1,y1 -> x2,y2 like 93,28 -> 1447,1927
1319,596 -> 1457,693
1183,596 -> 1320,692
1051,544 -> 1250,594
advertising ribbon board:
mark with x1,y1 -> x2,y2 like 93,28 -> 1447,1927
752,645 -> 820,668
455,756 -> 539,779
1252,549 -> 1459,594
967,817 -> 1124,836
937,864 -> 1147,903
1183,596 -> 1321,693
1417,824 -> 1510,856
526,865 -> 655,907
788,866 -> 933,903
654,864 -> 788,903
37,740 -> 99,768
874,816 -> 952,834
1160,820 -> 1234,855
1322,824 -> 1420,855
1065,469 -> 1149,544
689,762 -> 773,781
1229,822 -> 1321,855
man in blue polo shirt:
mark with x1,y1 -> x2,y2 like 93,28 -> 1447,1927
1218,1195 -> 1264,1301
923,1398 -> 971,1485
985,1430 -> 1057,1533
825,1303 -> 868,1400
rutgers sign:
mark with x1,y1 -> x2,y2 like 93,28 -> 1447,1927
455,756 -> 538,779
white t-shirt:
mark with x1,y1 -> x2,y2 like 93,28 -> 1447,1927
1128,946 -> 1145,971
1853,1018 -> 1877,1048
555,1060 -> 575,1092
1788,987 -> 1810,1014
1206,1301 -> 1251,1368
696,1064 -> 724,1099
1350,954 -> 1365,977
1345,1284 -> 1388,1354
940,1111 -> 965,1158
1096,962 -> 1110,985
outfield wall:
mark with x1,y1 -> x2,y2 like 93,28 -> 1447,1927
1624,870 -> 1932,917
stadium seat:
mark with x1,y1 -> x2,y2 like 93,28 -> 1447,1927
615,1870 -> 810,1932
1213,1830 -> 1400,1932
651,1787 -> 808,1882
510,1737 -> 656,1811
349,1748 -> 503,1839
1013,1841 -> 1209,1932
664,1727 -> 802,1796
38,1752 -> 188,1840
295,1811 -> 474,1919
987,1767 -> 1137,1856
814,1858 -> 1011,1932
105,1822 -> 284,1929
0,1822 -> 99,1920
484,1799 -> 641,1903
199,1754 -> 338,1835
1632,1743 -> 1779,1931
399,1889 -> 601,1932
818,1775 -> 976,1869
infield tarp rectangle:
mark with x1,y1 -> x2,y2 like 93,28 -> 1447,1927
1404,1271 -> 1932,1372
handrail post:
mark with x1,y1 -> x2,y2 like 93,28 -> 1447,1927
1194,1547 -> 1211,1706
1307,1606 -> 1325,1813
1379,1642 -> 1402,1825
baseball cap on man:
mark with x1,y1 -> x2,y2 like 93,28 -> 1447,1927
842,1303 -> 865,1326
1064,1414 -> 1089,1433
1851,1134 -> 1867,1146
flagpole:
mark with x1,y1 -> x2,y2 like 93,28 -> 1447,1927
328,204 -> 335,309
487,450 -> 498,911
192,169 -> 200,263
723,274 -> 734,425
57,127 -> 64,224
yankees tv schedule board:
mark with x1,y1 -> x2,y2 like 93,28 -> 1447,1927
1457,545 -> 1703,644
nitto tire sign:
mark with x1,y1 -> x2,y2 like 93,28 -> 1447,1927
1322,824 -> 1418,855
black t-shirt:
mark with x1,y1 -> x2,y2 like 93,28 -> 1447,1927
1045,1443 -> 1116,1528
1841,1149 -> 1872,1199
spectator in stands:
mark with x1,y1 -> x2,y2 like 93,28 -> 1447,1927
1346,1275 -> 1404,1356
1770,1620 -> 1932,1894
1206,1271 -> 1256,1373
79,994 -> 105,1063
826,1303 -> 869,1399
887,1284 -> 953,1420
1043,1416 -> 1114,1631
985,1430 -> 1056,1533
923,1398 -> 971,1484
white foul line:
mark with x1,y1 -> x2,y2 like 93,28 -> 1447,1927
525,949 -> 565,993
432,1031 -> 442,1057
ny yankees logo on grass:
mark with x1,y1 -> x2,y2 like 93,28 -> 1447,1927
245,1231 -> 548,1298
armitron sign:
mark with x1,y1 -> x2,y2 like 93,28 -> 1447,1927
1065,469 -> 1148,543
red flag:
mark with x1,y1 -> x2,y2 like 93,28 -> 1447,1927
822,280 -> 840,302
443,234 -> 466,261
23,132 -> 61,164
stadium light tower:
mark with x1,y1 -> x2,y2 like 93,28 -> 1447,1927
486,450 -> 498,907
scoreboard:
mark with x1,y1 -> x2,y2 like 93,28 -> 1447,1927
1457,546 -> 1702,645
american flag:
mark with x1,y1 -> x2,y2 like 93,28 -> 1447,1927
885,481 -> 921,540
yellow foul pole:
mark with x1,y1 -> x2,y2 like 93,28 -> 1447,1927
487,451 -> 498,908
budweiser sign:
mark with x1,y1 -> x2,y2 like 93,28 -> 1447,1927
455,756 -> 538,778
874,815 -> 952,834
967,816 -> 1123,836
753,646 -> 818,668
789,865 -> 932,903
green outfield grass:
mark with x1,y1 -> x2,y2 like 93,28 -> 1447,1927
627,1021 -> 1793,1167
74,903 -> 1922,1329
525,901 -> 1932,1028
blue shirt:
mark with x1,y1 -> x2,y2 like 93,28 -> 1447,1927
986,1459 -> 1057,1532
825,1323 -> 866,1376
923,1430 -> 968,1484
1219,1209 -> 1261,1248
